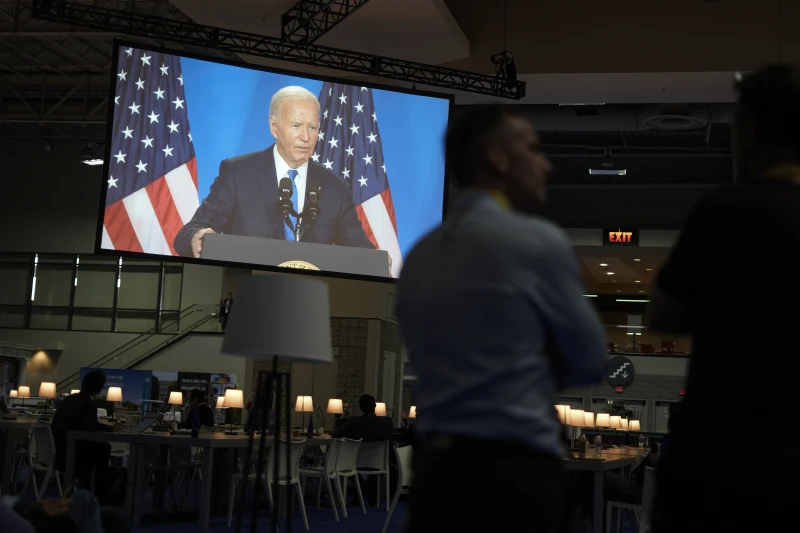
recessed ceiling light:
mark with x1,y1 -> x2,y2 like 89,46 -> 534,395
612,280 -> 618,283
635,280 -> 641,283
639,291 -> 644,293
606,272 -> 615,275
616,290 -> 621,293
634,258 -> 641,262
646,268 -> 652,271
600,263 -> 608,267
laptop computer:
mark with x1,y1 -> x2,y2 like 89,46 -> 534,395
129,417 -> 157,433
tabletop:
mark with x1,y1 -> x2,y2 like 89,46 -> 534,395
66,430 -> 334,447
561,447 -> 642,472
0,419 -> 44,430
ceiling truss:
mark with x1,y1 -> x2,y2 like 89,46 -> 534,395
281,0 -> 373,44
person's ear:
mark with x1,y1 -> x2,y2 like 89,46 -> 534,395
269,116 -> 279,138
486,144 -> 510,174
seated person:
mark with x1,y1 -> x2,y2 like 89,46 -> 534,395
50,370 -> 120,498
333,394 -> 393,442
333,394 -> 393,507
178,389 -> 215,429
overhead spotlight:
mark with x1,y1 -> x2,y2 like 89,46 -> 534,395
599,263 -> 609,267
606,272 -> 615,275
80,143 -> 103,166
491,51 -> 517,90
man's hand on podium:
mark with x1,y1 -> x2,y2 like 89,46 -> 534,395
192,228 -> 217,258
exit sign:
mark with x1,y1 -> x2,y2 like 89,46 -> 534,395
679,388 -> 686,396
615,386 -> 624,393
603,228 -> 639,247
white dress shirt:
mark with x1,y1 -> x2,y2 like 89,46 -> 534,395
273,144 -> 309,215
397,191 -> 608,457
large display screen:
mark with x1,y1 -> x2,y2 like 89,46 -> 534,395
99,42 -> 451,279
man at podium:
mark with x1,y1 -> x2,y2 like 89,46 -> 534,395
174,86 -> 373,258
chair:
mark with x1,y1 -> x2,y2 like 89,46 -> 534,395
227,439 -> 309,530
300,438 -> 344,521
606,466 -> 656,533
356,440 -> 390,510
21,425 -> 63,499
334,437 -> 366,518
381,445 -> 413,533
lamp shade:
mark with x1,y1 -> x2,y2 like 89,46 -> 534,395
38,382 -> 56,399
70,389 -> 80,395
569,409 -> 585,427
375,402 -> 387,416
17,386 -> 30,399
223,389 -> 244,409
295,396 -> 314,413
609,415 -> 621,429
168,391 -> 183,406
409,405 -> 417,419
564,405 -> 572,426
630,420 -> 641,431
584,411 -> 595,428
327,399 -> 343,414
9,390 -> 18,398
620,418 -> 629,430
216,396 -> 226,409
221,275 -> 332,364
106,387 -> 123,402
555,405 -> 567,424
595,413 -> 610,428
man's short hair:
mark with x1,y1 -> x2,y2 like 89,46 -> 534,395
81,370 -> 106,396
736,64 -> 800,162
190,389 -> 206,404
445,105 -> 520,188
358,394 -> 377,414
269,86 -> 320,121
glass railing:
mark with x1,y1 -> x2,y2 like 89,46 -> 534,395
56,303 -> 220,391
604,324 -> 691,356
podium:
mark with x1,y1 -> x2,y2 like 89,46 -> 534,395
200,233 -> 389,278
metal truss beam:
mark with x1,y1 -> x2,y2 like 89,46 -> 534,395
31,0 -> 525,99
281,0 -> 372,44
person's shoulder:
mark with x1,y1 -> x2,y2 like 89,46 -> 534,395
223,149 -> 270,169
508,212 -> 572,255
308,162 -> 346,190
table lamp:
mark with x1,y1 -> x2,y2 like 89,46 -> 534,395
584,411 -> 595,428
327,399 -> 343,432
595,413 -> 610,445
555,405 -> 567,424
106,386 -> 122,420
609,415 -> 621,430
10,389 -> 17,398
168,391 -> 183,425
409,405 -> 417,419
215,395 -> 227,425
570,409 -> 586,452
375,402 -> 387,416
70,389 -> 80,395
38,382 -> 56,420
222,388 -> 244,435
630,420 -> 640,431
295,395 -> 314,437
220,275 -> 332,532
17,386 -> 30,413
620,418 -> 629,431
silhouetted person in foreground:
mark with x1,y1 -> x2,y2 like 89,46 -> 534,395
397,106 -> 608,533
179,389 -> 215,429
649,65 -> 800,533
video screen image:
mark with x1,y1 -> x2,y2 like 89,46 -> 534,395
100,44 -> 450,279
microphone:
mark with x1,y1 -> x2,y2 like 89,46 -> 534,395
278,177 -> 297,234
298,181 -> 321,240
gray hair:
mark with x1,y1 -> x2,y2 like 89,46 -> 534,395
269,86 -> 320,120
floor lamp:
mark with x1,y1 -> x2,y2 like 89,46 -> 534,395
222,275 -> 333,533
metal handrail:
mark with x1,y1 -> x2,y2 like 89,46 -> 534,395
123,313 -> 219,370
55,303 -> 209,391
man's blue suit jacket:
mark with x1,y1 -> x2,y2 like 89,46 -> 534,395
174,145 -> 373,256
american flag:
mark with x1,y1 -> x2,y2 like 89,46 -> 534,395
102,47 -> 199,256
314,83 -> 402,277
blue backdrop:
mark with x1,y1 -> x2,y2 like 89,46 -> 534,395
79,368 -> 152,406
181,57 -> 450,257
